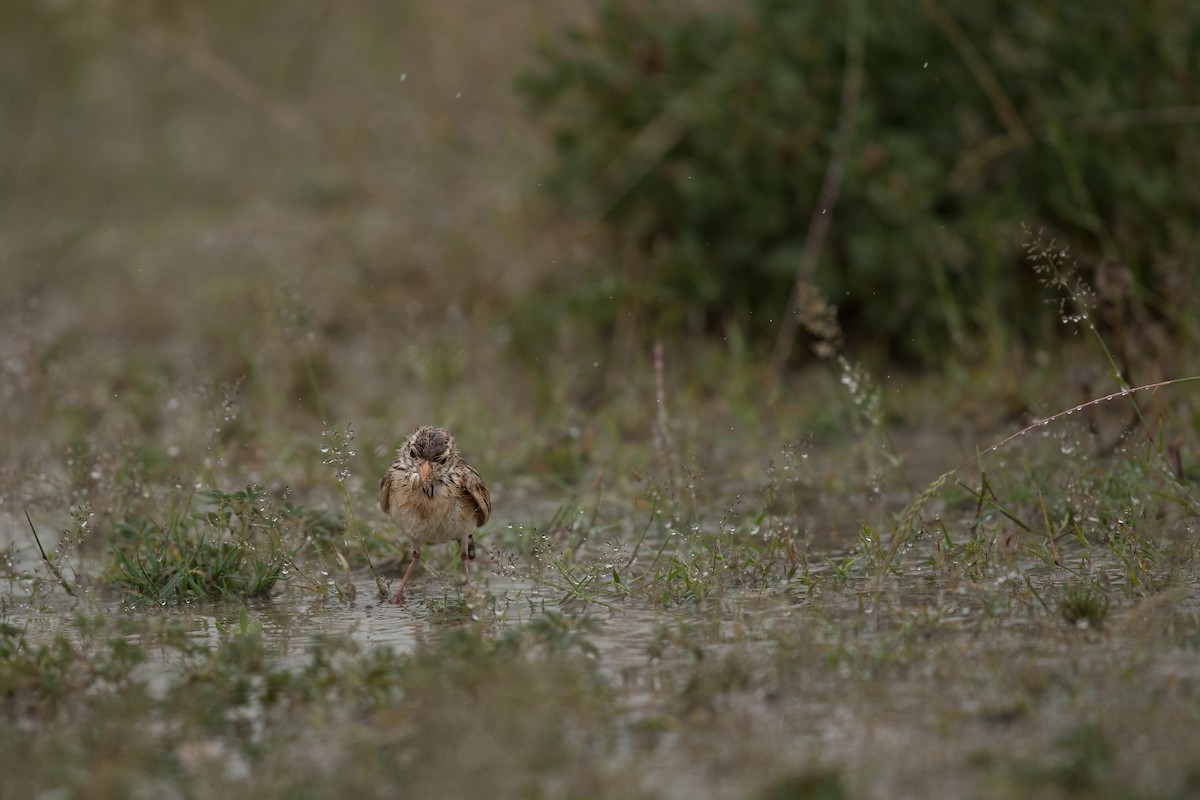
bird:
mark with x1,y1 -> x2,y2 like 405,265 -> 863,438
379,425 -> 491,603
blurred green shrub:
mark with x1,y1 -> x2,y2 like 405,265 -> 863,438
518,0 -> 1200,363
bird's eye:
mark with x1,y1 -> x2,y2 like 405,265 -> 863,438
409,447 -> 419,459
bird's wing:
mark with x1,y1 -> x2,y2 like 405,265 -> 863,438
379,470 -> 393,515
457,462 -> 492,527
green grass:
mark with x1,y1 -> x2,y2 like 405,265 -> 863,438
1059,582 -> 1110,628
4,308 -> 1197,795
104,485 -> 341,603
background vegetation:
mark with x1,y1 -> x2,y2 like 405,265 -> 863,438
518,0 -> 1200,364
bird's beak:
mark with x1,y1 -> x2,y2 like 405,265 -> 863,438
418,461 -> 432,482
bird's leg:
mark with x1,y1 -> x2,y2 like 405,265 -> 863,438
391,548 -> 420,603
460,542 -> 473,590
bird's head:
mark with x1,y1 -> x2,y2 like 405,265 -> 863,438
397,426 -> 458,486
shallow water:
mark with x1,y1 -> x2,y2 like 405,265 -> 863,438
4,486 -> 1200,799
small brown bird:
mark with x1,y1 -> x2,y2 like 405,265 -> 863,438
379,425 -> 491,603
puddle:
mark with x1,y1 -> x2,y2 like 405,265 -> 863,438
3,483 -> 1198,799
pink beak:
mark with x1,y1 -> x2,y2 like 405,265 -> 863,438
418,461 -> 432,482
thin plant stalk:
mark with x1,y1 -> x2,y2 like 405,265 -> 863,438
771,0 -> 864,374
1037,490 -> 1061,566
879,375 -> 1200,578
652,341 -> 680,509
340,482 -> 388,601
25,510 -> 76,597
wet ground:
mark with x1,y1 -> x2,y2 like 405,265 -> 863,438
6,501 -> 1199,799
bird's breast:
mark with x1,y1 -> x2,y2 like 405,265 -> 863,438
385,478 -> 474,543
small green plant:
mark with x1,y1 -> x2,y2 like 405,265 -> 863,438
319,420 -> 384,601
516,611 -> 600,659
824,552 -> 859,585
1059,582 -> 1110,627
423,589 -> 475,623
108,485 -> 300,602
530,527 -> 615,608
0,620 -> 79,705
754,769 -> 847,800
110,517 -> 284,603
22,510 -> 76,597
1043,722 -> 1116,792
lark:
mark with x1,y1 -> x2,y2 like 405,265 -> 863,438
379,425 -> 491,603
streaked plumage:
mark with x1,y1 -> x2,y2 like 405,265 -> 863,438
379,425 -> 490,603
